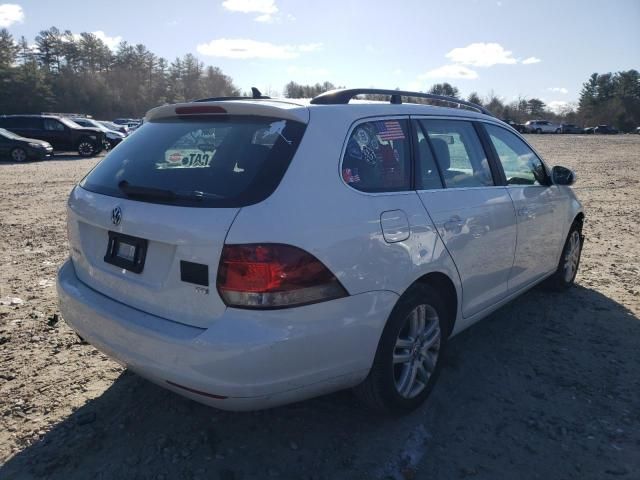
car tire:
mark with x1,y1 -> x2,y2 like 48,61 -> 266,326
555,128 -> 561,134
77,139 -> 97,157
353,284 -> 449,414
544,222 -> 583,291
10,147 -> 28,163
535,128 -> 542,134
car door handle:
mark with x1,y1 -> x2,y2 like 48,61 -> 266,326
518,207 -> 535,219
444,216 -> 465,232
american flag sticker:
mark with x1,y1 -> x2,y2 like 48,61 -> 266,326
375,121 -> 405,141
342,168 -> 361,183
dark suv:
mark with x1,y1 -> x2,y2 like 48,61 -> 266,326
0,115 -> 105,157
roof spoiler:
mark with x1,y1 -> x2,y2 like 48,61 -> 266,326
309,88 -> 494,116
193,87 -> 271,103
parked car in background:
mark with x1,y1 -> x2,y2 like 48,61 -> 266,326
0,115 -> 104,157
58,88 -> 585,413
594,125 -> 619,134
636,127 -> 640,134
71,117 -> 126,149
113,118 -> 142,131
525,120 -> 561,134
560,123 -> 583,134
0,127 -> 53,162
504,120 -> 526,133
99,121 -> 129,136
113,118 -> 135,125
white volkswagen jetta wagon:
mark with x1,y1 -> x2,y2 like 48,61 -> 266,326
57,88 -> 584,413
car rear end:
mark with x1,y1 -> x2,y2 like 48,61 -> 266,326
57,100 -> 382,409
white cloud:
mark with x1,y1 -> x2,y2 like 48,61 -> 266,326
297,43 -> 322,52
254,13 -> 273,22
419,64 -> 479,80
222,0 -> 277,14
522,56 -> 541,64
547,100 -> 570,114
72,31 -> 122,50
0,3 -> 24,27
222,1 -> 294,23
547,87 -> 568,94
196,38 -> 322,59
446,42 -> 517,67
91,31 -> 122,50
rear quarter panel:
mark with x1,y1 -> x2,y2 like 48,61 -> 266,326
226,108 -> 464,331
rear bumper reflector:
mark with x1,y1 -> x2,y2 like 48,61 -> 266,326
166,380 -> 228,399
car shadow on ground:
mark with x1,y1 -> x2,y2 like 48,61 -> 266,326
1,284 -> 638,480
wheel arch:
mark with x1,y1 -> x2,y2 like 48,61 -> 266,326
409,271 -> 459,338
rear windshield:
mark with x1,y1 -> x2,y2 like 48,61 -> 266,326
80,116 -> 306,207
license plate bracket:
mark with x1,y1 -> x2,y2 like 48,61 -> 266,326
104,231 -> 148,273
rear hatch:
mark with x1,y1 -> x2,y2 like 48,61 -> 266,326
68,102 -> 308,328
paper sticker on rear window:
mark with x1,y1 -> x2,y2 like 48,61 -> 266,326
156,149 -> 215,169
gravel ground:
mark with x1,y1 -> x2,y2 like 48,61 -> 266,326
0,135 -> 639,480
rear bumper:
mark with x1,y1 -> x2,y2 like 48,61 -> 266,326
57,259 -> 397,410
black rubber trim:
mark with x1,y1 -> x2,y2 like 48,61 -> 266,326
473,121 -> 507,186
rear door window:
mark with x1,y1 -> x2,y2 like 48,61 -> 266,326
419,119 -> 494,188
342,119 -> 411,192
44,119 -> 65,131
80,116 -> 306,207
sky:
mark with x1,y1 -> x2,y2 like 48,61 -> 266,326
2,0 -> 639,111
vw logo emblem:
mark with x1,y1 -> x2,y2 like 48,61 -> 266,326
111,206 -> 122,226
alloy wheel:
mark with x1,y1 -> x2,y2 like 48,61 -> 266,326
78,142 -> 95,156
564,230 -> 581,282
11,148 -> 27,162
393,304 -> 441,399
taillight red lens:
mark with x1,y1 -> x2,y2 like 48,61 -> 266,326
217,244 -> 347,308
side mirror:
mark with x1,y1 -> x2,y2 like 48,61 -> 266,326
552,165 -> 576,186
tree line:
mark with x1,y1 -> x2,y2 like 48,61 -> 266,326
1,27 -> 638,130
0,27 -> 239,119
282,74 -> 640,132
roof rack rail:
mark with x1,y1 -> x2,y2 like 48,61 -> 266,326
194,86 -> 271,103
309,88 -> 493,116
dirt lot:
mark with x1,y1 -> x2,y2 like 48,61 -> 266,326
0,135 -> 639,480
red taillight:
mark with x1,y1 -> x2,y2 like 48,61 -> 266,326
175,105 -> 227,115
217,244 -> 348,308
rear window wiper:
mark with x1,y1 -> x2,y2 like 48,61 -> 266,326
118,180 -> 224,201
